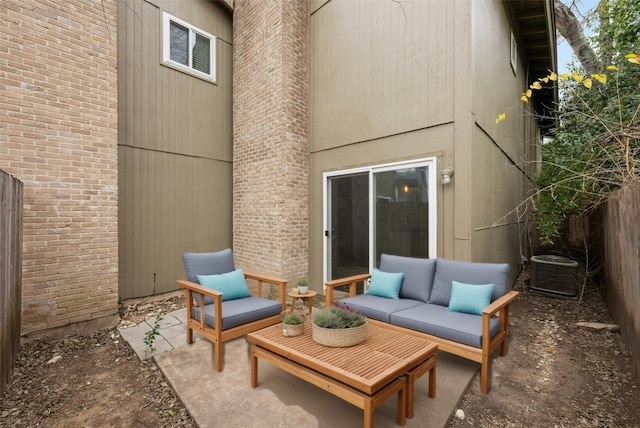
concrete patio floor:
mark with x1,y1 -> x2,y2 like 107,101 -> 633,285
118,308 -> 479,428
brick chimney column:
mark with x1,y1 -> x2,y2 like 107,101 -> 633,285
232,0 -> 309,284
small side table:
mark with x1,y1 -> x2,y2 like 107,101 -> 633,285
288,288 -> 318,315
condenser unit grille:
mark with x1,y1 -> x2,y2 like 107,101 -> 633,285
530,255 -> 580,298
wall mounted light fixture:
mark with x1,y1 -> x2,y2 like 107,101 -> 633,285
440,168 -> 454,184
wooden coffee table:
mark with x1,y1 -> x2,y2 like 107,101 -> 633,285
247,319 -> 437,427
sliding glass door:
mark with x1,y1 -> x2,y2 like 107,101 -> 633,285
328,173 -> 369,280
324,159 -> 436,284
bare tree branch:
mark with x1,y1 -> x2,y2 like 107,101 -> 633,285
596,1 -> 613,67
554,0 -> 601,74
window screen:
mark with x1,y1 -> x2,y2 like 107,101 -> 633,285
192,33 -> 211,74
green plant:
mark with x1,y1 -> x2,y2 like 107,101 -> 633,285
297,278 -> 308,288
531,58 -> 639,243
281,312 -> 306,325
493,0 -> 640,245
312,303 -> 366,329
143,312 -> 164,353
496,64 -> 639,243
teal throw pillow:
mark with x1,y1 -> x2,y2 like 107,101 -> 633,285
366,268 -> 404,300
447,281 -> 495,315
197,268 -> 251,302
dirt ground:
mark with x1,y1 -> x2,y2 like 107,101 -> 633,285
0,296 -> 196,428
2,270 -> 640,427
448,270 -> 640,427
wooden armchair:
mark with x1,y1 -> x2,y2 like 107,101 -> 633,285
177,249 -> 287,372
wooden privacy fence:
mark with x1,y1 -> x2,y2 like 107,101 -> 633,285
0,170 -> 23,396
600,181 -> 640,381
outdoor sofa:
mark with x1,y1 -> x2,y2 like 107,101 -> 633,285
324,254 -> 519,393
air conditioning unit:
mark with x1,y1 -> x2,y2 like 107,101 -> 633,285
530,255 -> 580,298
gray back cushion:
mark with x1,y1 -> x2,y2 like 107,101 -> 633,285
379,254 -> 436,302
183,249 -> 236,283
429,259 -> 510,306
183,249 -> 236,305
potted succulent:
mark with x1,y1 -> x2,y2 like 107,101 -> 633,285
281,312 -> 306,337
297,278 -> 309,294
311,302 -> 367,347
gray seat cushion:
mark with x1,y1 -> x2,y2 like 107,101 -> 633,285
339,295 -> 424,323
183,249 -> 236,305
191,296 -> 282,331
390,303 -> 500,348
380,254 -> 436,302
429,259 -> 510,306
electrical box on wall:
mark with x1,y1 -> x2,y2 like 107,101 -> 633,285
530,255 -> 580,298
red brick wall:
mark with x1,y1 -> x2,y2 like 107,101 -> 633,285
0,0 -> 119,335
232,0 -> 310,285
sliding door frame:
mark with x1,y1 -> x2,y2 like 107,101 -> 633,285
322,157 -> 437,290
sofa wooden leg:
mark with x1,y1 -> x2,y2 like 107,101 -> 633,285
500,339 -> 508,356
480,358 -> 490,394
186,327 -> 193,345
214,343 -> 223,372
428,364 -> 436,399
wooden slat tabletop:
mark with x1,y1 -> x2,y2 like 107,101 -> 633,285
247,321 -> 437,395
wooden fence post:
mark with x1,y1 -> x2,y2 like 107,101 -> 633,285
0,170 -> 23,396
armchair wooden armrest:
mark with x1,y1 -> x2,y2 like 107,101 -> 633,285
176,279 -> 223,307
324,273 -> 372,307
177,279 -> 224,333
243,271 -> 288,312
177,279 -> 221,297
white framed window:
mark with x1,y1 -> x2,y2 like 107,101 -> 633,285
510,30 -> 517,74
162,12 -> 216,83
